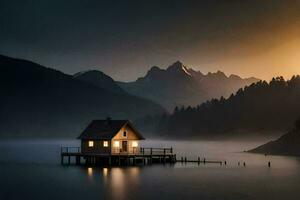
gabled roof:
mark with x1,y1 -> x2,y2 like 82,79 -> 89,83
77,120 -> 145,140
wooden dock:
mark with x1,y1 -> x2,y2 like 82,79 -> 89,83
177,157 -> 223,165
61,147 -> 225,166
61,147 -> 177,166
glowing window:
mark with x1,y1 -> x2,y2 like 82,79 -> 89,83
123,131 -> 127,137
114,141 -> 120,147
103,141 -> 108,147
88,141 -> 94,147
132,141 -> 138,148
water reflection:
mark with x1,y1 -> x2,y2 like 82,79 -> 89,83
1,140 -> 300,200
128,167 -> 139,183
102,167 -> 108,184
83,167 -> 142,200
103,167 -> 108,176
87,167 -> 93,179
110,168 -> 125,199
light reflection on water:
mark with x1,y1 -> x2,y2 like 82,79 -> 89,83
0,139 -> 300,200
87,167 -> 93,179
84,166 -> 141,200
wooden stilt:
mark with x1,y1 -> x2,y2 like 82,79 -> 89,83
108,157 -> 111,166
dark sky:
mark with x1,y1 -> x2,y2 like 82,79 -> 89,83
1,0 -> 300,81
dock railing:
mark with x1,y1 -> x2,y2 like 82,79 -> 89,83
139,147 -> 173,156
61,146 -> 81,154
111,147 -> 173,155
61,146 -> 173,156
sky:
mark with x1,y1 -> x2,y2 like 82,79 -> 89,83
1,0 -> 300,81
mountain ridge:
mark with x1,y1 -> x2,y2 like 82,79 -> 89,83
74,70 -> 127,94
0,54 -> 165,138
119,61 -> 260,110
249,120 -> 300,156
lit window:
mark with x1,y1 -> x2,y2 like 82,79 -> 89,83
132,141 -> 138,148
114,141 -> 120,147
123,131 -> 127,137
88,141 -> 94,147
103,141 -> 108,147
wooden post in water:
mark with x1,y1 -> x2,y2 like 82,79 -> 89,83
198,157 -> 200,165
204,158 -> 206,164
268,161 -> 271,168
75,156 -> 80,165
108,157 -> 111,166
184,157 -> 187,163
150,148 -> 153,164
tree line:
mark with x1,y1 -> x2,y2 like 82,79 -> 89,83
137,76 -> 300,137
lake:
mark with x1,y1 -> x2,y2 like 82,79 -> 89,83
0,139 -> 300,200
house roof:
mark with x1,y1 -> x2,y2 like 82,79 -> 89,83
77,120 -> 145,140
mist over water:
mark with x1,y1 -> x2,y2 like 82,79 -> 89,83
0,139 -> 300,200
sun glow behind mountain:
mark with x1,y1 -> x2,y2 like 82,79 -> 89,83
0,1 -> 300,81
183,20 -> 300,81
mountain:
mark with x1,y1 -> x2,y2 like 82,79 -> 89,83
118,61 -> 259,111
149,76 -> 300,138
0,55 -> 165,138
249,120 -> 300,156
74,70 -> 126,94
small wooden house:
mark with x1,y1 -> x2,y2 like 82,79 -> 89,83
77,119 -> 145,155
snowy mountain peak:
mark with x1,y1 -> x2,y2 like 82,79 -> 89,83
167,61 -> 191,76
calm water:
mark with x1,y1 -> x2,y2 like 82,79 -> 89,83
0,139 -> 300,200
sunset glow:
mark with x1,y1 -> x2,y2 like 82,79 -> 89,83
1,1 -> 300,199
1,1 -> 299,81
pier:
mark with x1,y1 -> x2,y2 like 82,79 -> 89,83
66,119 -> 225,167
61,146 -> 226,166
61,147 -> 177,166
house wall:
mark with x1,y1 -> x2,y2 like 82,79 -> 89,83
111,124 -> 140,154
114,124 -> 140,140
81,139 -> 111,154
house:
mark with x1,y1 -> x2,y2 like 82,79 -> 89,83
77,119 -> 145,155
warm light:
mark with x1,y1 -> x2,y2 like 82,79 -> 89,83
103,168 -> 108,177
132,141 -> 138,147
114,141 -> 120,147
103,141 -> 109,147
88,167 -> 93,177
88,141 -> 94,147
